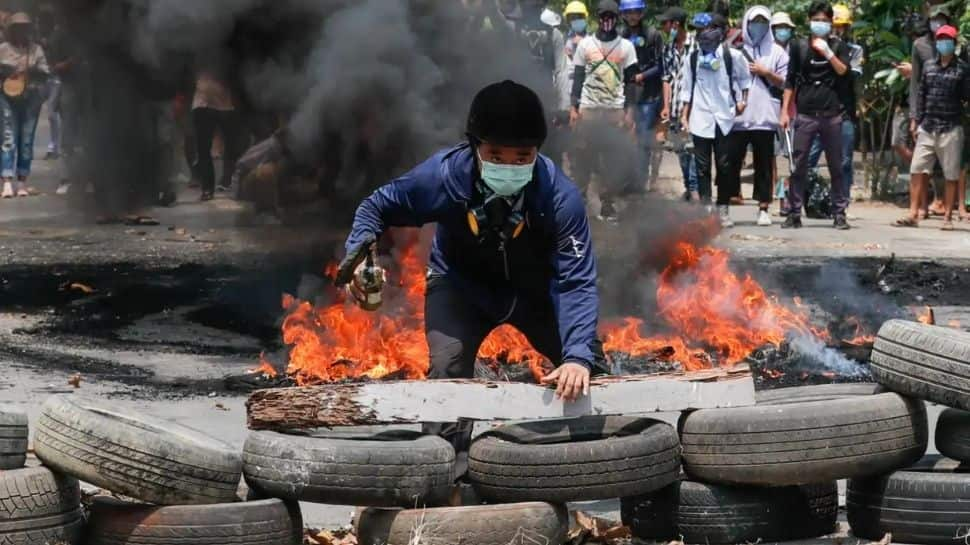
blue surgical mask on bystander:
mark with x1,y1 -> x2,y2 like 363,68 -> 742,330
774,27 -> 792,42
571,19 -> 588,33
936,39 -> 956,56
810,20 -> 831,37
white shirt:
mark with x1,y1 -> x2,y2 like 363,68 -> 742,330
572,35 -> 638,109
678,46 -> 752,138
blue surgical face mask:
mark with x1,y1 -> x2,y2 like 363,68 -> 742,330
748,22 -> 769,42
774,27 -> 792,43
571,19 -> 587,33
478,152 -> 535,196
810,20 -> 831,37
670,28 -> 678,40
936,39 -> 956,56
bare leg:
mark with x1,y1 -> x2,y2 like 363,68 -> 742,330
943,179 -> 957,225
908,172 -> 927,222
959,169 -> 968,221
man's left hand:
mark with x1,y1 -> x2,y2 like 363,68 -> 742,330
748,61 -> 767,76
540,362 -> 590,402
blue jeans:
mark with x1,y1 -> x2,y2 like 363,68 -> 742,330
679,150 -> 698,193
45,77 -> 62,154
808,117 -> 855,187
0,94 -> 42,179
635,99 -> 662,187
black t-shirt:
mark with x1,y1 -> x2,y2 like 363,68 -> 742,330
786,37 -> 852,117
622,25 -> 665,102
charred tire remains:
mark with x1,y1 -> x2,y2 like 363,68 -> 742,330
872,319 -> 970,410
34,396 -> 242,505
935,409 -> 970,462
0,466 -> 83,545
467,416 -> 680,503
681,385 -> 927,486
621,480 -> 838,544
355,503 -> 569,545
85,497 -> 301,545
848,455 -> 970,544
0,406 -> 28,470
242,429 -> 455,507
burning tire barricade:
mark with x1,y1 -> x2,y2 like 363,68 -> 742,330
4,319 -> 970,543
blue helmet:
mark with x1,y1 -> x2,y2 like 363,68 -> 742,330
619,0 -> 646,11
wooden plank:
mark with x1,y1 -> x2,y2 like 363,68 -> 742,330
246,366 -> 755,429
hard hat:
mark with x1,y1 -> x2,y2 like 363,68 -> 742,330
7,12 -> 30,26
540,8 -> 562,27
771,12 -> 795,28
467,80 -> 547,148
832,4 -> 852,26
619,0 -> 647,12
564,1 -> 589,18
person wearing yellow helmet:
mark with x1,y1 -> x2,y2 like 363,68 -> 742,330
564,1 -> 589,21
556,1 -> 590,111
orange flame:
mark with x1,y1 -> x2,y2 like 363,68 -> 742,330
273,238 -> 842,383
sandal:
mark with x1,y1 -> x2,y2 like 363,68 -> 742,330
942,221 -> 955,231
894,217 -> 919,227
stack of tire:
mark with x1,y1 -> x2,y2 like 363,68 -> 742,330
0,404 -> 85,545
31,396 -> 302,545
848,319 -> 970,544
623,378 -> 929,540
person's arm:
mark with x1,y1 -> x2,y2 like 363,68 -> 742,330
661,80 -> 672,120
344,152 -> 452,254
910,42 -> 923,119
678,54 -> 693,126
636,32 -> 665,83
765,46 -> 789,88
735,50 -> 752,112
913,66 -> 927,133
811,37 -> 848,75
538,178 -> 600,400
780,88 -> 794,129
31,44 -> 50,76
570,40 -> 587,118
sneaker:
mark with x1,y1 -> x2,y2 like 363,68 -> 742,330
718,205 -> 734,228
15,182 -> 28,197
200,191 -> 214,202
55,182 -> 71,195
781,215 -> 802,229
757,209 -> 772,226
597,202 -> 618,224
834,215 -> 851,230
216,184 -> 230,193
1,181 -> 12,198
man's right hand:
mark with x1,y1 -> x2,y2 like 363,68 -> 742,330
909,118 -> 918,141
660,105 -> 670,123
569,107 -> 582,127
780,112 -> 790,130
895,61 -> 912,79
334,236 -> 377,287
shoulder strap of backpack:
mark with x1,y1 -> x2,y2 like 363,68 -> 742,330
723,43 -> 737,106
689,49 -> 698,106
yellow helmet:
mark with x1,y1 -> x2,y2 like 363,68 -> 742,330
564,1 -> 589,18
833,4 -> 852,26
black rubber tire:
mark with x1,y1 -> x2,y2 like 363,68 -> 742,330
34,396 -> 242,505
467,416 -> 680,503
755,383 -> 882,404
243,429 -> 455,507
848,455 -> 970,544
681,386 -> 928,486
0,465 -> 83,544
936,408 -> 970,462
622,480 -> 838,544
0,405 -> 28,470
355,503 -> 568,545
871,319 -> 970,409
85,497 -> 301,545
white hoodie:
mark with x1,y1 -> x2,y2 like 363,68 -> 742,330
735,5 -> 789,131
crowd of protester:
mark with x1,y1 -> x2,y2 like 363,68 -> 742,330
1,0 -> 968,232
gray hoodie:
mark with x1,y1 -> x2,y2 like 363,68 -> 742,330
735,5 -> 789,131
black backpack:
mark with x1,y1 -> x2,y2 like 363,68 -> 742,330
689,43 -> 737,107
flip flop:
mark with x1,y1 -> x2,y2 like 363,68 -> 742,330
942,221 -> 955,231
894,217 -> 919,227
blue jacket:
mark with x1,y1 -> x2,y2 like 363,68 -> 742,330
345,143 -> 599,368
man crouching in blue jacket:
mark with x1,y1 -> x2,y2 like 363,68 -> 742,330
337,80 -> 606,403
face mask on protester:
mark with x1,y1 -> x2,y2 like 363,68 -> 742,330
478,152 -> 535,197
936,39 -> 956,56
571,19 -> 588,32
697,27 -> 724,53
699,52 -> 722,70
774,27 -> 792,43
748,22 -> 769,42
599,14 -> 617,33
669,27 -> 678,40
810,20 -> 831,37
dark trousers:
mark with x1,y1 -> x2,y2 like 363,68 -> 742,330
727,129 -> 775,206
789,113 -> 848,217
692,126 -> 732,204
192,107 -> 244,193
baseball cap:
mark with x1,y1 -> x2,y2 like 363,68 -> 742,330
771,12 -> 795,28
935,24 -> 958,39
708,13 -> 728,29
659,6 -> 688,24
7,12 -> 30,26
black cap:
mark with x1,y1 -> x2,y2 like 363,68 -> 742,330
708,13 -> 728,29
597,0 -> 620,16
658,6 -> 688,23
467,80 -> 547,148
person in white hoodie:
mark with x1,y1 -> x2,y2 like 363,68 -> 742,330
726,6 -> 789,227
